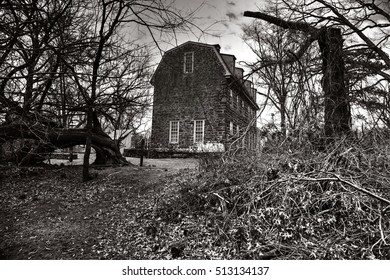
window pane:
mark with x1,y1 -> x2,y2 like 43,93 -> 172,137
194,120 -> 204,143
170,121 -> 179,143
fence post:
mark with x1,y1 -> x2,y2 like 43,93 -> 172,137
140,138 -> 145,167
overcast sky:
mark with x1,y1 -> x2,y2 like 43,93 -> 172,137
154,0 -> 266,67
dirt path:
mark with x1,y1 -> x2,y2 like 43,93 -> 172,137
0,159 -> 198,259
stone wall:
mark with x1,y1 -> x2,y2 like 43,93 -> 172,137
151,43 -> 227,148
151,42 -> 258,150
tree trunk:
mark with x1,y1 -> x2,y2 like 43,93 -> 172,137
83,106 -> 93,182
318,27 -> 351,138
280,94 -> 287,138
0,123 -> 128,166
243,12 -> 352,140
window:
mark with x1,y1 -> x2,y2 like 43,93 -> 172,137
236,124 -> 240,135
194,120 -> 205,143
230,121 -> 234,135
184,52 -> 194,73
169,121 -> 179,143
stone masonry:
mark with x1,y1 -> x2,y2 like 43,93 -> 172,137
150,41 -> 259,150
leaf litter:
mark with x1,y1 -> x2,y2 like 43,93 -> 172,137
1,133 -> 390,259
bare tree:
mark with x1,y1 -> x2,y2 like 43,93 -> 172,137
0,0 -> 201,181
243,4 -> 323,137
244,0 -> 390,137
244,9 -> 351,137
98,46 -> 153,151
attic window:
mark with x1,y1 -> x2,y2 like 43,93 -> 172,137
184,52 -> 194,73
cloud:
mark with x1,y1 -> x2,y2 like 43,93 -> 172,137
226,11 -> 238,21
227,1 -> 236,6
224,44 -> 232,51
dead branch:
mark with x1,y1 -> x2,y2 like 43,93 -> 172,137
243,11 -> 318,33
291,174 -> 390,206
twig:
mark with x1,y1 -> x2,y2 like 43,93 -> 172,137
212,192 -> 230,204
378,215 -> 388,245
382,205 -> 390,214
107,171 -> 121,177
291,175 -> 390,206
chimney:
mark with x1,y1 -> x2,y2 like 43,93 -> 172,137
234,67 -> 244,79
213,44 -> 221,52
220,54 -> 236,73
244,80 -> 252,94
251,88 -> 257,102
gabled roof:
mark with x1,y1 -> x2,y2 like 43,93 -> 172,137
150,41 -> 233,85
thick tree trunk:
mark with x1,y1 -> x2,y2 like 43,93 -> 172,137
0,123 -> 128,166
318,28 -> 351,138
243,12 -> 352,140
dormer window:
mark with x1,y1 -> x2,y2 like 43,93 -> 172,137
184,52 -> 194,73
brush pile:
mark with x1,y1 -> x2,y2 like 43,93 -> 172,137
156,131 -> 390,259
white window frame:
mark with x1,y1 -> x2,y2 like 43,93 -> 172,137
169,121 -> 179,144
193,120 -> 205,144
184,52 -> 194,73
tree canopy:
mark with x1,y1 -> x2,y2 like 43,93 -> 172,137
244,0 -> 390,135
0,0 -> 200,180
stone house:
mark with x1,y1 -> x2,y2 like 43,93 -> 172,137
150,41 -> 259,151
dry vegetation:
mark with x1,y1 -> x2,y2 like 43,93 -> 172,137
1,131 -> 390,259
153,131 -> 390,259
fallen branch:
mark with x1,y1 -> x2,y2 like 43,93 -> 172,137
291,174 -> 390,206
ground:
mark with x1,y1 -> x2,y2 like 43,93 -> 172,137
2,147 -> 390,260
0,158 -> 198,259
